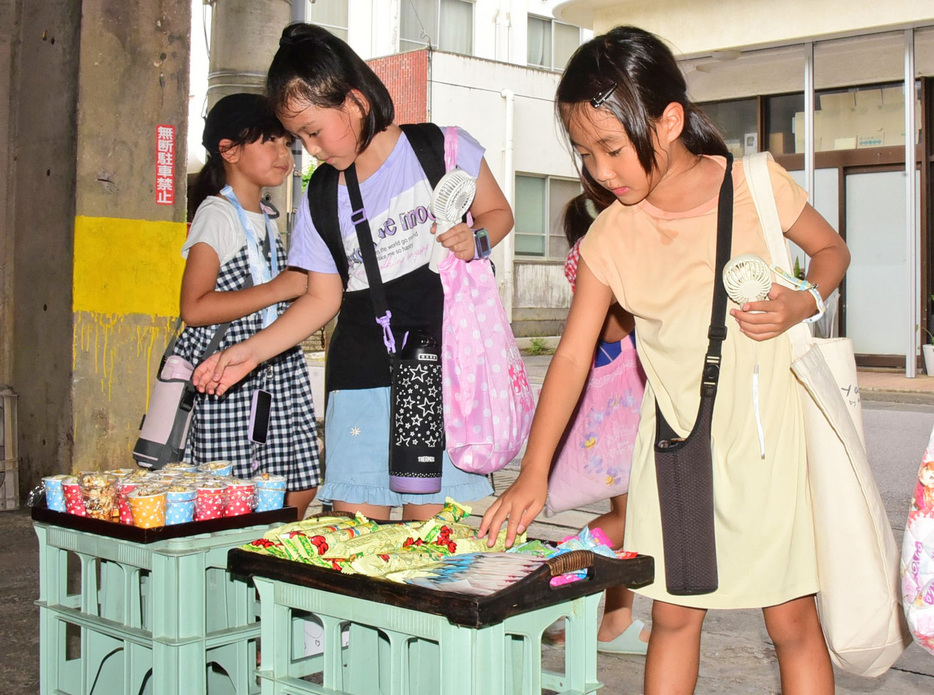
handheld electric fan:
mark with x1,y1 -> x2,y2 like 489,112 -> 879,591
722,253 -> 772,307
722,253 -> 773,459
429,168 -> 477,273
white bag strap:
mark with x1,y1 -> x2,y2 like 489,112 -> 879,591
743,152 -> 812,350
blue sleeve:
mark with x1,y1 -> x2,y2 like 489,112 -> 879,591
287,188 -> 339,274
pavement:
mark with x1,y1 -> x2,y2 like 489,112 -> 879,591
2,353 -> 934,693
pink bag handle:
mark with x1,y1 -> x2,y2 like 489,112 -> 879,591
443,126 -> 458,173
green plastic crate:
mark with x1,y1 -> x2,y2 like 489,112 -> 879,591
35,520 -> 285,695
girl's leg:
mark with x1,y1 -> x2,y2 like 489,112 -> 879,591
589,495 -> 649,643
402,502 -> 444,522
285,487 -> 318,520
762,596 -> 833,695
333,500 -> 392,522
644,600 -> 705,695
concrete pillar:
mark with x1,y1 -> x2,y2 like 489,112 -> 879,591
0,0 -> 194,486
205,0 -> 291,230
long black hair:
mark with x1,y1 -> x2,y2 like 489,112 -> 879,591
189,93 -> 288,218
556,26 -> 728,207
267,23 -> 394,153
563,193 -> 606,247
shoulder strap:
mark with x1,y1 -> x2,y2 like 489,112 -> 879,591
306,164 -> 348,288
399,123 -> 445,190
743,152 -> 811,349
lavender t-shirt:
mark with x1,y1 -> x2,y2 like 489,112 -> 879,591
288,127 -> 483,291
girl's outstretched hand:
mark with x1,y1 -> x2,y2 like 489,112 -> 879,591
192,343 -> 259,397
477,467 -> 549,548
730,283 -> 818,341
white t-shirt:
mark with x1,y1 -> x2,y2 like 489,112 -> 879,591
183,196 -> 272,265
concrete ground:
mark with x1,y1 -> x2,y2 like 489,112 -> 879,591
2,356 -> 934,693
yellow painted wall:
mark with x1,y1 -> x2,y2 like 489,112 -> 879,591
71,216 -> 187,471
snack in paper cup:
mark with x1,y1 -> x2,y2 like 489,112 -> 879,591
198,460 -> 233,477
224,480 -> 256,517
42,475 -> 68,512
195,483 -> 226,521
164,485 -> 197,525
62,477 -> 87,516
254,474 -> 287,512
164,462 -> 198,473
127,488 -> 167,528
117,479 -> 139,525
79,473 -> 118,521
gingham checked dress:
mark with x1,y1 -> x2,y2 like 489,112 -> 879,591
174,235 -> 321,492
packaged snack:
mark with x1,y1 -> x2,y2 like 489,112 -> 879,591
42,475 -> 68,512
225,480 -> 255,517
127,488 -> 167,528
194,483 -> 226,521
165,485 -> 197,525
254,474 -> 287,512
62,477 -> 87,517
198,460 -> 233,477
79,473 -> 118,521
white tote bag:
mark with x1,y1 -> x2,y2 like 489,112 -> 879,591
745,153 -> 911,677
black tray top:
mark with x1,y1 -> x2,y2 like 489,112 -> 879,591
32,504 -> 298,543
227,545 -> 654,628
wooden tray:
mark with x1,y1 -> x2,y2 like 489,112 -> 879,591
228,545 -> 654,628
32,503 -> 298,543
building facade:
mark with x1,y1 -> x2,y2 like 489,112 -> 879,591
556,0 -> 934,373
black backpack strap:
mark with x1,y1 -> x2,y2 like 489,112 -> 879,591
307,164 -> 349,288
399,122 -> 445,189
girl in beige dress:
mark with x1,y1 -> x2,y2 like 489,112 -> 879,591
480,26 -> 850,695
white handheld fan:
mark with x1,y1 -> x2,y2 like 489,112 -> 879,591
722,253 -> 772,307
429,168 -> 477,273
722,253 -> 773,459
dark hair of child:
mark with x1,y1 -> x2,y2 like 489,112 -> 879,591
188,93 -> 289,219
563,193 -> 608,247
266,22 -> 395,154
555,25 -> 729,209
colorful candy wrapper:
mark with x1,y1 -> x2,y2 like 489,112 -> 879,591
321,523 -> 418,558
42,475 -> 67,512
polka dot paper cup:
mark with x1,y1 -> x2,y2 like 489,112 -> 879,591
194,482 -> 227,521
165,486 -> 197,525
163,462 -> 198,473
127,488 -> 167,529
42,475 -> 68,512
254,475 -> 287,512
117,480 -> 138,525
224,480 -> 256,517
198,460 -> 233,477
62,477 -> 87,516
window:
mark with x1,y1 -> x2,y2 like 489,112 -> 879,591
514,175 -> 581,258
400,0 -> 473,55
527,15 -> 580,70
306,0 -> 348,42
699,98 -> 758,159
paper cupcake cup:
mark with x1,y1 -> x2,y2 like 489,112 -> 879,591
198,460 -> 233,477
42,475 -> 67,512
62,477 -> 87,516
127,489 -> 167,528
194,485 -> 226,521
224,481 -> 256,517
254,475 -> 287,512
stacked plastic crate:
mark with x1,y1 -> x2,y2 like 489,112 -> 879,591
34,517 -> 290,695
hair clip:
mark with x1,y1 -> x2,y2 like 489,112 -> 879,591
590,83 -> 617,108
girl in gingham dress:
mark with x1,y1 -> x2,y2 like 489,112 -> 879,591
176,93 -> 320,517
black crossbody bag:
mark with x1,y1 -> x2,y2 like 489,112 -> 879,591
343,164 -> 445,494
654,153 -> 733,595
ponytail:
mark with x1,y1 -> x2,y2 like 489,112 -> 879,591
188,154 -> 226,221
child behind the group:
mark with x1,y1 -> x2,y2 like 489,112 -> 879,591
556,192 -> 648,655
177,93 -> 320,517
193,24 -> 515,523
480,26 -> 850,694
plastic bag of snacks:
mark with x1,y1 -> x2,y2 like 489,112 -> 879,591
901,424 -> 934,656
79,473 -> 119,521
